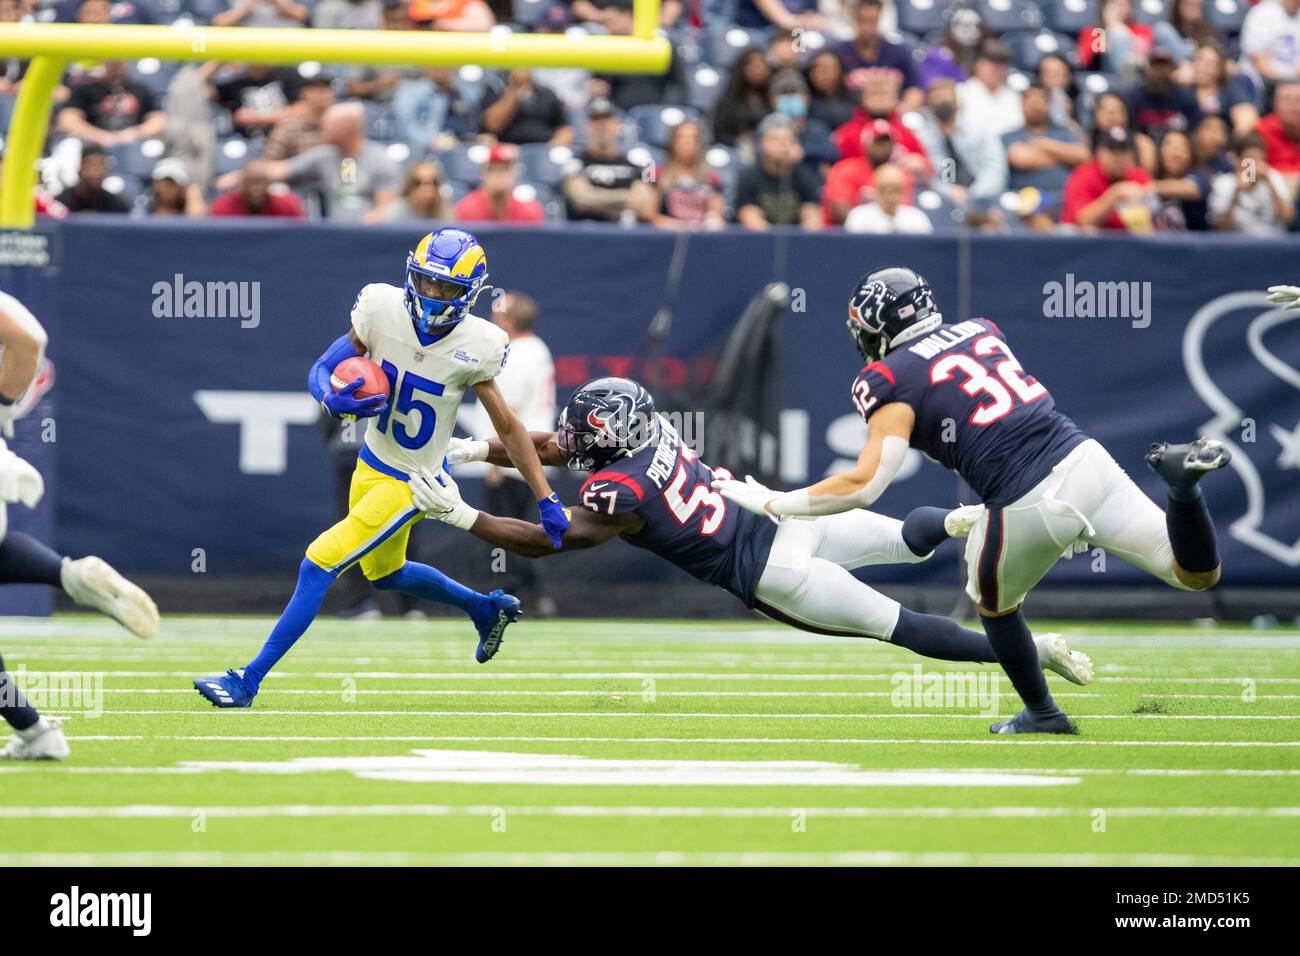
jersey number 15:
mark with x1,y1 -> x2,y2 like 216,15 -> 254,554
377,361 -> 445,450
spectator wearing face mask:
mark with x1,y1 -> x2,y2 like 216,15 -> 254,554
915,77 -> 1007,213
917,8 -> 991,91
768,69 -> 838,174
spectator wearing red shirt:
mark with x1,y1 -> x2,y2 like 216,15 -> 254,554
209,159 -> 306,218
1062,127 -> 1157,230
454,143 -> 545,224
833,70 -> 931,178
1256,81 -> 1300,186
822,118 -> 916,225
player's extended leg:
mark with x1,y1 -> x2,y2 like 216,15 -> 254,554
0,652 -> 69,760
359,517 -> 521,666
0,531 -> 158,640
755,512 -> 1091,677
1143,437 -> 1229,589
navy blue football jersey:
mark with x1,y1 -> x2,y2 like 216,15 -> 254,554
576,419 -> 777,608
852,318 -> 1087,506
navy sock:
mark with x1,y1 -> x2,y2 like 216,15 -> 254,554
0,532 -> 64,588
900,507 -> 951,556
1166,491 -> 1220,574
371,561 -> 488,616
979,609 -> 1061,719
243,558 -> 336,692
0,655 -> 40,731
891,608 -> 998,663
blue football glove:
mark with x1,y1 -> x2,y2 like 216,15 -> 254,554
322,377 -> 387,420
537,493 -> 571,549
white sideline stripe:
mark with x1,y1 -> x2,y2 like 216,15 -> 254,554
4,765 -> 1300,778
18,665 -> 1300,684
47,709 -> 1300,719
88,689 -> 1105,699
1,804 -> 1297,820
0,850 -> 1297,867
61,734 -> 1300,746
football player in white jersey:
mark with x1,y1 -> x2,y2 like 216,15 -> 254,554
0,291 -> 159,761
194,228 -> 569,708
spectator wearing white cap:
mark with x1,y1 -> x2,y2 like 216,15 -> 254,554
136,158 -> 206,218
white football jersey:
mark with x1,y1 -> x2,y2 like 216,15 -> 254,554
350,282 -> 508,478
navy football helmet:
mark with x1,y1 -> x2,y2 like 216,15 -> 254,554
846,266 -> 943,363
556,377 -> 659,471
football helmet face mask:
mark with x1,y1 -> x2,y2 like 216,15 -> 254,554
846,266 -> 943,363
404,227 -> 489,333
556,377 -> 660,472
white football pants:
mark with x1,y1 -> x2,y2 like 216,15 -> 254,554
753,509 -> 929,640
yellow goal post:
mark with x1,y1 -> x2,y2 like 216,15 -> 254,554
0,4 -> 669,227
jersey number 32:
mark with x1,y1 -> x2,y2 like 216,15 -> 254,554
929,334 -> 1046,426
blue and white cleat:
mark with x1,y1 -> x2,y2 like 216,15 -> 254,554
472,589 -> 521,663
990,709 -> 1076,735
193,668 -> 256,708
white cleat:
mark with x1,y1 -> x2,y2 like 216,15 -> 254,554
1035,632 -> 1094,686
943,504 -> 985,539
0,717 -> 70,760
60,556 -> 159,640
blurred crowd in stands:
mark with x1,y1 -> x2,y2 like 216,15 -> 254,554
2,0 -> 1299,235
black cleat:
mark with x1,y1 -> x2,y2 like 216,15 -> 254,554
990,709 -> 1077,735
1145,437 -> 1231,494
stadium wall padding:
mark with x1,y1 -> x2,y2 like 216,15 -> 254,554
14,219 -> 1300,608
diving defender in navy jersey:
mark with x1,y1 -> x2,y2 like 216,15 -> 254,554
408,376 -> 1092,679
714,267 -> 1229,735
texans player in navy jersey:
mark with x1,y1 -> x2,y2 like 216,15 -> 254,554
714,267 -> 1229,735
408,377 -> 1093,679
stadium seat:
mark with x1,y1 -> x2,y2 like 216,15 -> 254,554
108,141 -> 159,180
514,182 -> 565,220
916,188 -> 966,229
716,26 -> 767,69
975,0 -> 1044,34
1005,29 -> 1078,70
1043,0 -> 1095,35
1204,0 -> 1247,35
214,136 -> 264,178
438,143 -> 487,184
628,104 -> 702,149
518,143 -> 583,187
0,94 -> 16,138
1073,71 -> 1114,128
362,101 -> 397,143
1132,0 -> 1169,25
685,64 -> 724,114
130,57 -> 178,98
511,0 -> 547,25
179,0 -> 227,22
895,0 -> 955,37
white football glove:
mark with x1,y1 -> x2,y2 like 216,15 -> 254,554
408,466 -> 479,530
710,474 -> 779,519
0,444 -> 43,507
0,401 -> 17,440
444,435 -> 490,467
1266,285 -> 1300,310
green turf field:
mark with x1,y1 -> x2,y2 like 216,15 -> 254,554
1,615 -> 1298,866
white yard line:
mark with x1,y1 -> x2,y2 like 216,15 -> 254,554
44,709 -> 1300,719
0,850 -> 1296,867
1,804 -> 1297,820
58,733 -> 1300,746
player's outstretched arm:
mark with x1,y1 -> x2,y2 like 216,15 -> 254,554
713,402 -> 916,518
448,433 -> 567,469
474,379 -> 570,547
0,292 -> 48,437
409,466 -> 628,557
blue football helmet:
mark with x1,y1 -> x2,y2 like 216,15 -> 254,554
556,377 -> 660,471
404,227 -> 489,333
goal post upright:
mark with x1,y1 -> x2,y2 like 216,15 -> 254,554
0,1 -> 668,227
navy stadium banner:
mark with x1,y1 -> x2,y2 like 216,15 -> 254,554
5,219 -> 1295,612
